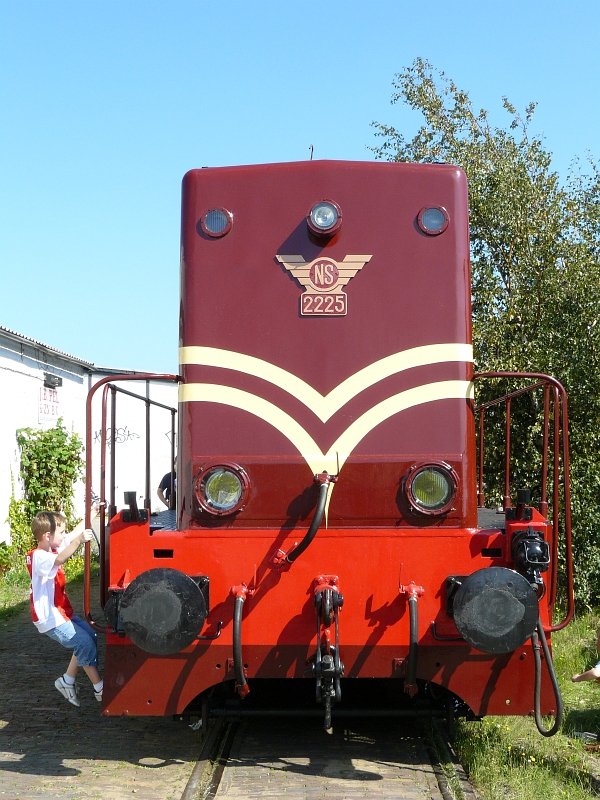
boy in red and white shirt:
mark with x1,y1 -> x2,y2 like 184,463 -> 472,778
26,511 -> 103,707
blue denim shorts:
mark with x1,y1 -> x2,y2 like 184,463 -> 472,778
44,615 -> 98,667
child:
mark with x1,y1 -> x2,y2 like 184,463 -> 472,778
26,511 -> 104,707
572,627 -> 600,683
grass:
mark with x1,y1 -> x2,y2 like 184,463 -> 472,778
454,716 -> 599,799
453,614 -> 600,800
0,562 -> 30,620
1,568 -> 599,797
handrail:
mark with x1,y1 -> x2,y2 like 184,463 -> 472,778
84,372 -> 179,630
473,371 -> 573,632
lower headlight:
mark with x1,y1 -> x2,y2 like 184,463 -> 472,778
195,463 -> 250,516
406,462 -> 457,515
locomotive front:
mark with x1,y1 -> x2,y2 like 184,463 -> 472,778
93,160 -> 572,730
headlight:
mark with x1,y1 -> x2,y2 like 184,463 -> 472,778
195,463 -> 250,516
307,200 -> 342,237
417,206 -> 449,235
405,462 -> 457,515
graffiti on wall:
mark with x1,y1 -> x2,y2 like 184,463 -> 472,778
93,426 -> 140,449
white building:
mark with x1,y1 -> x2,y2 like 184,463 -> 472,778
0,327 -> 178,544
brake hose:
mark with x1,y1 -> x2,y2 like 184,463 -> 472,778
532,619 -> 563,736
233,593 -> 250,698
406,593 -> 419,690
286,477 -> 330,564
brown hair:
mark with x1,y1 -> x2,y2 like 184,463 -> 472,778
30,511 -> 57,541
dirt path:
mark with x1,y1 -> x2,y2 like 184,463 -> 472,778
0,575 -> 199,800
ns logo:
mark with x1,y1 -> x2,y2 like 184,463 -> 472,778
310,259 -> 339,289
276,254 -> 372,316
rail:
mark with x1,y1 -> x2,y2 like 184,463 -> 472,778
83,372 -> 179,629
474,371 -> 573,631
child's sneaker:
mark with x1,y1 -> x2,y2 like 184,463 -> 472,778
54,676 -> 80,707
94,689 -> 103,702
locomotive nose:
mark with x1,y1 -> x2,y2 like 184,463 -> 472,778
451,567 -> 539,654
119,567 -> 208,655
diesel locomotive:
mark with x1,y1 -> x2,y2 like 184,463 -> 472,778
84,160 -> 573,733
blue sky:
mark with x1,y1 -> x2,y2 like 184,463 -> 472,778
1,1 -> 597,373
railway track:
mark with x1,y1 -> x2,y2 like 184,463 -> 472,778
181,716 -> 479,800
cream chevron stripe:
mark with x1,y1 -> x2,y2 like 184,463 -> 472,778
179,343 -> 473,422
179,380 -> 473,477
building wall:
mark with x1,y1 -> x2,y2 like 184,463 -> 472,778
0,332 -> 178,545
0,335 -> 89,544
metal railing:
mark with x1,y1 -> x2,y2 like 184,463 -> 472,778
474,372 -> 573,630
83,372 -> 179,626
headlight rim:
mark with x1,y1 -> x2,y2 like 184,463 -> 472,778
405,460 -> 458,516
194,461 -> 250,516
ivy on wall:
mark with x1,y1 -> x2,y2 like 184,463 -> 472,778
1,419 -> 84,576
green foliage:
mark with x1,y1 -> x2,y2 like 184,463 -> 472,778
16,419 -> 84,525
2,420 -> 84,581
372,59 -> 600,606
0,545 -> 10,575
7,496 -> 34,558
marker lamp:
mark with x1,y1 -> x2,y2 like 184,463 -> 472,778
417,206 -> 449,235
199,208 -> 233,238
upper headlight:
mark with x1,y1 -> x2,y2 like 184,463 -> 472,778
405,462 -> 457,515
307,200 -> 342,237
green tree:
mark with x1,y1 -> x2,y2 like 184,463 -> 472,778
372,59 -> 600,605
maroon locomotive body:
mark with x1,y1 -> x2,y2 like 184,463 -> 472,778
86,160 -> 572,730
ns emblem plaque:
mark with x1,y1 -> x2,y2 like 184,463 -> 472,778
276,254 -> 371,316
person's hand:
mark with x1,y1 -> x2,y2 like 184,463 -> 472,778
81,529 -> 94,543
